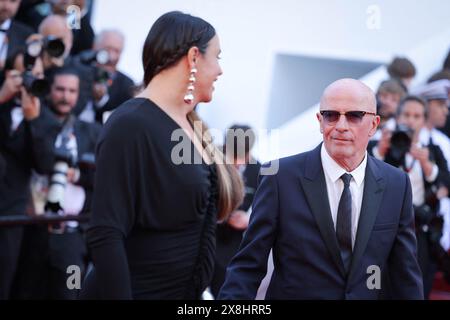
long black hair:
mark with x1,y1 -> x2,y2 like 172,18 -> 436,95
142,11 -> 216,86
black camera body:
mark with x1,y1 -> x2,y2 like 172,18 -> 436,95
22,71 -> 50,97
389,124 -> 415,165
21,36 -> 65,98
26,36 -> 66,61
78,49 -> 112,84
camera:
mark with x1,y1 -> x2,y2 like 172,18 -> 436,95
22,71 -> 50,97
389,124 -> 414,164
78,49 -> 112,84
20,37 -> 64,97
26,36 -> 66,60
45,147 -> 78,215
45,145 -> 95,232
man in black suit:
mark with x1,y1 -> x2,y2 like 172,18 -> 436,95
90,29 -> 134,124
0,0 -> 33,78
219,78 -> 423,299
211,124 -> 261,297
42,67 -> 100,299
0,48 -> 59,299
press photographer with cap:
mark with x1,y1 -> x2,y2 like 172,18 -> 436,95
415,79 -> 450,167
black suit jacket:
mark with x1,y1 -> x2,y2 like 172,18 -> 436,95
219,144 -> 423,299
72,118 -> 101,213
95,71 -> 135,123
6,20 -> 34,60
0,20 -> 34,85
0,101 -> 60,215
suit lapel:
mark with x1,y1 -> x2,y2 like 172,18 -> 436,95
300,144 -> 346,277
347,156 -> 385,281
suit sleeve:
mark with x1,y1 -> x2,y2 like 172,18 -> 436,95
76,123 -> 101,190
25,108 -> 60,174
387,172 -> 424,299
218,163 -> 279,299
432,144 -> 450,190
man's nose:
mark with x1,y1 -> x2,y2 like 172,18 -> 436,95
335,114 -> 349,130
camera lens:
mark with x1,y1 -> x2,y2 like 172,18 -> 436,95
45,37 -> 65,58
22,72 -> 50,97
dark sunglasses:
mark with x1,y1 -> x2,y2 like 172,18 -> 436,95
319,110 -> 377,124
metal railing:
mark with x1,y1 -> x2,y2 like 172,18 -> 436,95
0,214 -> 89,227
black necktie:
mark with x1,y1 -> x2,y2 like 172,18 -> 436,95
337,173 -> 353,274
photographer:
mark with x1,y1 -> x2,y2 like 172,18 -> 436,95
0,0 -> 33,74
88,29 -> 134,124
40,67 -> 100,299
0,48 -> 59,299
371,95 -> 450,298
38,14 -> 94,117
371,79 -> 407,141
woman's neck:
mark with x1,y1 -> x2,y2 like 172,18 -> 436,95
137,71 -> 195,125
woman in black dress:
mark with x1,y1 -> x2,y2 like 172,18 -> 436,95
81,11 -> 243,299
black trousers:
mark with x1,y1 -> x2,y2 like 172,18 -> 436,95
417,230 -> 438,299
11,226 -> 87,300
47,230 -> 87,300
0,226 -> 23,299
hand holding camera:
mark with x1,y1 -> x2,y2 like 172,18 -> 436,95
20,87 -> 40,121
0,70 -> 22,103
410,145 -> 434,178
410,145 -> 430,163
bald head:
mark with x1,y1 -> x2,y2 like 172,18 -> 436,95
94,30 -> 125,48
39,15 -> 73,56
317,78 -> 380,172
94,29 -> 126,72
320,78 -> 376,113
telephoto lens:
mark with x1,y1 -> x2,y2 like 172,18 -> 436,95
45,148 -> 77,233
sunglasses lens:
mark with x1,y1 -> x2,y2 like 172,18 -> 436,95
346,111 -> 365,123
322,111 -> 340,122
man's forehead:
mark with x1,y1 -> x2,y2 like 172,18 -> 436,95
53,74 -> 79,87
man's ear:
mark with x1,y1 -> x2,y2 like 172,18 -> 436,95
369,115 -> 381,136
316,112 -> 324,133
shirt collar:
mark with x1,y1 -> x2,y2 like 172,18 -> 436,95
321,144 -> 367,187
0,19 -> 12,31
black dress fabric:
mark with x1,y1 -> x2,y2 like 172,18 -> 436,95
82,98 -> 218,299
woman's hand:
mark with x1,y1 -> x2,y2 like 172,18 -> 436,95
21,87 -> 41,121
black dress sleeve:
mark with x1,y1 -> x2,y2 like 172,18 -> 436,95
86,112 -> 143,299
